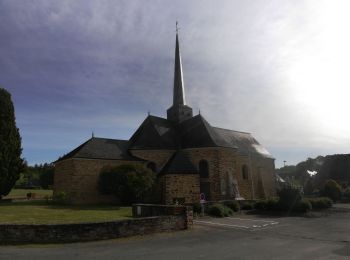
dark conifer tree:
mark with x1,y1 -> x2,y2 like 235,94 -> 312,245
0,88 -> 24,198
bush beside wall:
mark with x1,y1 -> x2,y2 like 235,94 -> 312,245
306,197 -> 333,210
208,203 -> 233,217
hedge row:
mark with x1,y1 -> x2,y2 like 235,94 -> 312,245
192,197 -> 332,217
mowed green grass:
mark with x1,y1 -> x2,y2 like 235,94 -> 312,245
5,189 -> 53,198
0,201 -> 132,224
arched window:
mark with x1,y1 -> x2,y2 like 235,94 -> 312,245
147,162 -> 157,172
242,164 -> 249,180
199,160 -> 209,178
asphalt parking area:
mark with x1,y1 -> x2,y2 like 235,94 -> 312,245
194,216 -> 279,231
2,207 -> 350,259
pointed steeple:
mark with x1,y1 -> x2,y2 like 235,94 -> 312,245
167,22 -> 193,123
173,31 -> 186,106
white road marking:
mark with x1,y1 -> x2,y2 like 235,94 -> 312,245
194,220 -> 250,229
194,217 -> 279,230
227,217 -> 279,224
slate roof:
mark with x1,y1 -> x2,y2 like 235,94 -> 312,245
128,114 -> 273,159
213,127 -> 273,158
56,137 -> 142,162
179,115 -> 234,148
160,150 -> 198,175
57,115 -> 272,162
128,116 -> 178,149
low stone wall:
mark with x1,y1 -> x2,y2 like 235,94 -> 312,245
0,215 -> 188,244
133,204 -> 193,227
0,204 -> 194,244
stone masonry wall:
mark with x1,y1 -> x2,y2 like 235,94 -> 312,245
162,174 -> 200,204
54,149 -> 276,205
250,156 -> 277,198
235,155 -> 254,199
182,148 -> 221,201
0,215 -> 188,244
54,159 -> 143,204
182,148 -> 275,201
53,159 -> 75,199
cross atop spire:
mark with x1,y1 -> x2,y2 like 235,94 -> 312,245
167,23 -> 193,123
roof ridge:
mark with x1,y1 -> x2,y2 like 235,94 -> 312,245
91,137 -> 128,142
148,115 -> 167,120
213,126 -> 251,135
128,116 -> 151,147
55,138 -> 92,162
198,116 -> 233,147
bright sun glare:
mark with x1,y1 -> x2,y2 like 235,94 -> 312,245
287,1 -> 350,140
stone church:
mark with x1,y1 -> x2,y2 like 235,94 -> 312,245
54,32 -> 277,205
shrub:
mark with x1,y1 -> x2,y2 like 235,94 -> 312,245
277,186 -> 303,210
254,198 -> 279,211
53,191 -> 68,205
208,203 -> 233,217
223,200 -> 240,212
322,179 -> 343,202
306,197 -> 332,209
294,199 -> 312,213
224,206 -> 234,217
254,200 -> 268,211
266,198 -> 279,210
192,203 -> 202,214
342,190 -> 350,202
240,202 -> 254,210
98,164 -> 156,204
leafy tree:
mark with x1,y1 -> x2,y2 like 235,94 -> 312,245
276,165 -> 297,179
321,179 -> 343,202
39,163 -> 54,189
15,163 -> 54,189
0,88 -> 24,198
277,185 -> 303,211
99,164 -> 156,204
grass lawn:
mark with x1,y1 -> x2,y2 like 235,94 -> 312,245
5,189 -> 53,198
0,201 -> 132,224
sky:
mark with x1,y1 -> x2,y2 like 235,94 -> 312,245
1,0 -> 350,168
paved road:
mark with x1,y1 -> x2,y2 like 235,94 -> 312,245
1,210 -> 350,260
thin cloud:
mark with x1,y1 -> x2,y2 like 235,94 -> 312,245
1,0 -> 349,166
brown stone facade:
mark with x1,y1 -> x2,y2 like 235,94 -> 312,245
178,147 -> 276,202
54,148 -> 276,205
54,158 -> 143,204
161,174 -> 200,204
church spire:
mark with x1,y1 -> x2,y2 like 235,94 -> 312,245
173,23 -> 186,106
167,22 -> 193,123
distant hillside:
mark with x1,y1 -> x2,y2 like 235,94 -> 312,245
276,154 -> 350,188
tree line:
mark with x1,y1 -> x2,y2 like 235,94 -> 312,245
277,154 -> 350,194
15,163 -> 54,189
